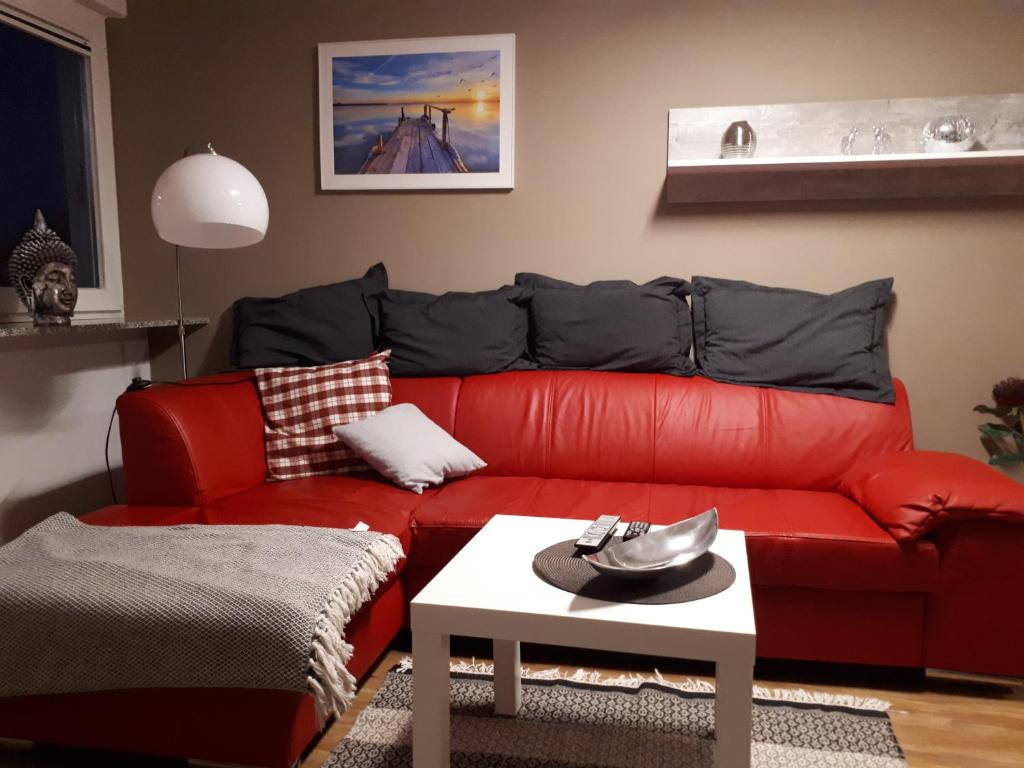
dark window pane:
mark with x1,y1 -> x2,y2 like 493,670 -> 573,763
0,20 -> 98,289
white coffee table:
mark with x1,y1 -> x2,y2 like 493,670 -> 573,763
410,514 -> 756,768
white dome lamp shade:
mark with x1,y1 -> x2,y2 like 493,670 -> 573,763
150,143 -> 269,378
152,145 -> 269,248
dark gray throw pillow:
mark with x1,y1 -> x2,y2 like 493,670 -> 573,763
377,286 -> 535,377
515,273 -> 695,375
230,263 -> 387,369
691,276 -> 895,403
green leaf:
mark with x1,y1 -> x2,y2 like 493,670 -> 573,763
980,422 -> 1016,438
989,452 -> 1024,466
974,404 -> 1012,417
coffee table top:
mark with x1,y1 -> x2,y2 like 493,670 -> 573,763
411,515 -> 755,662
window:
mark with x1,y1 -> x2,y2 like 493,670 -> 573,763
0,1 -> 124,321
0,19 -> 98,289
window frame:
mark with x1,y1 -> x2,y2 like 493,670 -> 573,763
0,0 -> 124,322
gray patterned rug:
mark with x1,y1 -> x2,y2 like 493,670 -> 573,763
322,660 -> 906,767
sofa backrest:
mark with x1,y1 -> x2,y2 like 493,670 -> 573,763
120,369 -> 913,505
394,370 -> 913,492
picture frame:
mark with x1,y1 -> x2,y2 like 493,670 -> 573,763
317,33 -> 515,191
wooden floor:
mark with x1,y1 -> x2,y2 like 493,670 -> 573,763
2,644 -> 1022,767
360,117 -> 465,174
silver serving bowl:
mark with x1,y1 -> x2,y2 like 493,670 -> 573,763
583,508 -> 718,579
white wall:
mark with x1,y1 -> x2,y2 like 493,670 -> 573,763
0,332 -> 149,543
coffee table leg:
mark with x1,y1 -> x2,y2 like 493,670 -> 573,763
413,631 -> 450,768
493,639 -> 522,716
714,661 -> 753,768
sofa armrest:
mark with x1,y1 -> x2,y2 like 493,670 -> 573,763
839,450 -> 1024,541
117,374 -> 267,506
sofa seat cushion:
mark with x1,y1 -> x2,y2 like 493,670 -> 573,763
205,475 -> 431,555
410,477 -> 939,592
647,485 -> 938,592
409,477 -> 652,566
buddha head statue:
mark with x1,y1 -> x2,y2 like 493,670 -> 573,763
8,210 -> 79,325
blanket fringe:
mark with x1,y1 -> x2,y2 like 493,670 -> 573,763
308,535 -> 405,725
397,657 -> 890,713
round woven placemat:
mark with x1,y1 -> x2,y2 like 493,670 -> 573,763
532,538 -> 736,605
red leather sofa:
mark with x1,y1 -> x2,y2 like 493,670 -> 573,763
2,369 -> 1022,767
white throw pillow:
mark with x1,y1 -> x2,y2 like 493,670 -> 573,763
332,403 -> 486,493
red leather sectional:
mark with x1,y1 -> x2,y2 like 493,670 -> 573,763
2,369 -> 1021,767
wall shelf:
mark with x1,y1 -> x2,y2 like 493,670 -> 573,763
666,93 -> 1024,203
666,149 -> 1024,203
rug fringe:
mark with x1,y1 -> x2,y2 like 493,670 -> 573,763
750,685 -> 891,712
308,535 -> 405,725
398,657 -> 890,712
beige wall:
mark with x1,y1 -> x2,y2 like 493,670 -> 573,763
107,0 -> 1024,462
0,334 -> 148,543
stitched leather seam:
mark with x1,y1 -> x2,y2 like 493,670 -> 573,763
414,522 -> 519,529
544,375 -> 555,478
522,476 -> 546,516
451,377 -> 466,438
408,517 -> 922,549
743,531 -> 933,550
758,387 -> 769,487
650,375 -> 658,484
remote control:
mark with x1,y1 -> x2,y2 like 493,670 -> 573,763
623,521 -> 651,541
575,515 -> 620,552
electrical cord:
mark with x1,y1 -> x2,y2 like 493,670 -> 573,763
105,403 -> 119,504
104,375 -> 253,504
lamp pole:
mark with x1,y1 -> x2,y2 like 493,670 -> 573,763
174,244 -> 187,379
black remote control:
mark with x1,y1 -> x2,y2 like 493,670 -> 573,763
575,515 -> 620,552
623,521 -> 651,541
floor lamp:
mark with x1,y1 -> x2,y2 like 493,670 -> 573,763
151,143 -> 269,379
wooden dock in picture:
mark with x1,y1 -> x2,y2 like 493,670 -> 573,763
359,104 -> 469,174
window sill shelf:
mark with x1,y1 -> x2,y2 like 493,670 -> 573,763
0,317 -> 207,339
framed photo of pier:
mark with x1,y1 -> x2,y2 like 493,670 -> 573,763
318,33 -> 515,190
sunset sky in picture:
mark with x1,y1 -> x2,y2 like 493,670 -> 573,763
332,50 -> 500,105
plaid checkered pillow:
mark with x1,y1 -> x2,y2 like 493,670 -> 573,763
254,351 -> 392,481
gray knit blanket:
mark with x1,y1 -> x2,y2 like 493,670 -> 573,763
0,513 -> 404,723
